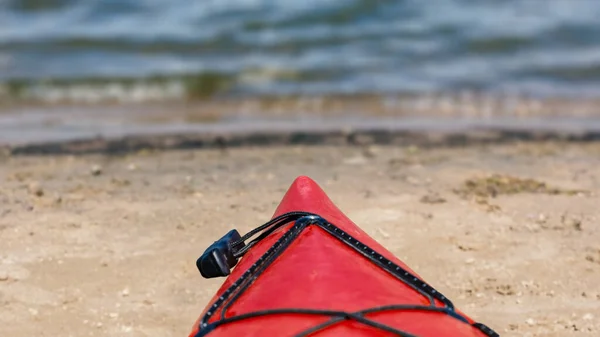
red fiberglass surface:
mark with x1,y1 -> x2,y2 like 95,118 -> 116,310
189,176 -> 490,337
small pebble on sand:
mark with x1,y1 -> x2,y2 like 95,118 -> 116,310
420,192 -> 447,204
537,213 -> 547,224
28,182 -> 44,197
91,165 -> 103,176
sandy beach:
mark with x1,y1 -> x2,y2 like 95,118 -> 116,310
4,1 -> 600,336
0,141 -> 599,337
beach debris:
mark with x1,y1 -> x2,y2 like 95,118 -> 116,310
111,178 -> 131,187
495,284 -> 515,296
27,182 -> 44,197
90,165 -> 103,176
474,196 -> 501,213
455,174 -> 584,198
420,192 -> 446,204
120,287 -> 130,297
362,145 -> 379,158
525,318 -> 536,326
457,244 -> 475,252
343,156 -> 367,165
584,248 -> 600,264
561,213 -> 583,231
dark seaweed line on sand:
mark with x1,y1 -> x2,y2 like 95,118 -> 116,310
4,128 -> 600,156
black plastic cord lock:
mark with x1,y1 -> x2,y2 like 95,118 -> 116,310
197,229 -> 244,278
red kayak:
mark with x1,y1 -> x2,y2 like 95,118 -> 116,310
189,176 -> 498,337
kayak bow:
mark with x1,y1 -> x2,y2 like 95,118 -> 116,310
190,176 -> 498,337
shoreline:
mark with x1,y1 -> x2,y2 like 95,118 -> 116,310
2,93 -> 600,155
4,117 -> 600,156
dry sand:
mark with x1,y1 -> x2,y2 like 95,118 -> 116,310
1,142 -> 599,337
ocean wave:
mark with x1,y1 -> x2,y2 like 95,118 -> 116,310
2,0 -> 600,99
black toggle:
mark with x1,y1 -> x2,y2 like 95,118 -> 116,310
197,229 -> 244,278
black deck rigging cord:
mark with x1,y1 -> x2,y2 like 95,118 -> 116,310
195,213 -> 499,337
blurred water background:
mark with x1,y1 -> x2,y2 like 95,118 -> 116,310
2,0 -> 600,103
3,0 -> 600,147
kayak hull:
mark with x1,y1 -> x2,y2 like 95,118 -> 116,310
189,176 -> 496,337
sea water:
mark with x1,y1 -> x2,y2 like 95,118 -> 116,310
2,0 -> 600,100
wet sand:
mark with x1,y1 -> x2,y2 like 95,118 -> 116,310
1,141 -> 599,337
3,94 -> 600,152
